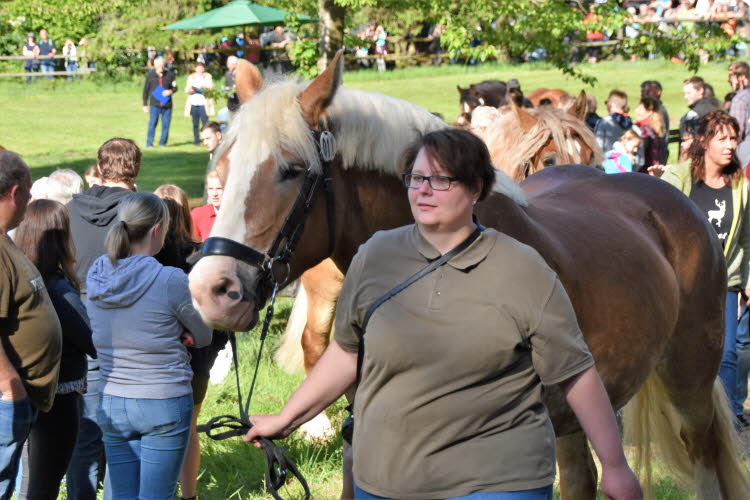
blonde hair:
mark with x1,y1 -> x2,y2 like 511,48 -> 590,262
620,129 -> 641,145
104,193 -> 169,265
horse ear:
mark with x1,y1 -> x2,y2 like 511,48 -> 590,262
235,59 -> 263,105
510,99 -> 537,131
457,85 -> 464,94
570,90 -> 587,121
299,49 -> 344,128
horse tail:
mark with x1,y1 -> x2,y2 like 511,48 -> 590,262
624,375 -> 750,499
273,283 -> 308,375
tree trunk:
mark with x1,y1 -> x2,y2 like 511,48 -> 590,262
317,0 -> 346,72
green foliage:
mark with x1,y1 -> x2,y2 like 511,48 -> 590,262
288,38 -> 320,79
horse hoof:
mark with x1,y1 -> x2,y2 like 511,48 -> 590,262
299,413 -> 335,442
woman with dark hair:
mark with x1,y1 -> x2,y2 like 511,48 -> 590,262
634,96 -> 666,171
13,199 -> 96,500
86,192 -> 212,500
650,110 -> 750,427
244,129 -> 641,500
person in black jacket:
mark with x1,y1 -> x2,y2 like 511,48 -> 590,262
14,199 -> 96,500
142,56 -> 177,148
65,138 -> 140,500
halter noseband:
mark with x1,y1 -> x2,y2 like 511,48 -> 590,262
200,123 -> 337,290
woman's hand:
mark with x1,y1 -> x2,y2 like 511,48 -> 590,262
600,461 -> 643,500
647,164 -> 671,177
243,414 -> 294,448
744,288 -> 750,306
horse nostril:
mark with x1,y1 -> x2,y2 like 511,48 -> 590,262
213,278 -> 230,297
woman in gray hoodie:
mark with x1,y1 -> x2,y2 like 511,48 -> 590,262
86,193 -> 212,500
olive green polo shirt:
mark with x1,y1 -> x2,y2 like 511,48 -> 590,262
0,233 -> 61,412
334,225 -> 594,499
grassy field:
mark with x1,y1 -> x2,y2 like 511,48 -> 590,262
1,59 -> 746,499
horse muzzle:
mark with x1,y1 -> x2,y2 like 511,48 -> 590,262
189,257 -> 268,332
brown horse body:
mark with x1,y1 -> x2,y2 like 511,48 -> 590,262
189,55 -> 749,498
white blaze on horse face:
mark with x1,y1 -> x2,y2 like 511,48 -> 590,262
566,136 -> 582,159
209,141 -> 274,243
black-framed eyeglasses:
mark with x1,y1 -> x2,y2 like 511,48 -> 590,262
403,173 -> 459,191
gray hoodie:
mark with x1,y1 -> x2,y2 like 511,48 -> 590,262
87,254 -> 211,399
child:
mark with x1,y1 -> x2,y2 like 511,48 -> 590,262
595,89 -> 633,153
602,129 -> 641,174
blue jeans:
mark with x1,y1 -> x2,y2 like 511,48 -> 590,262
66,364 -> 104,500
97,394 -> 193,500
720,291 -> 740,410
353,482 -> 552,500
66,62 -> 78,82
146,106 -> 172,147
0,397 -> 35,500
736,306 -> 750,415
40,63 -> 54,79
24,65 -> 37,85
190,105 -> 208,145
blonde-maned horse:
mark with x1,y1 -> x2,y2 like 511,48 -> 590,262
190,54 -> 749,499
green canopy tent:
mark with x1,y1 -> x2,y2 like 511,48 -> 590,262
164,0 -> 313,30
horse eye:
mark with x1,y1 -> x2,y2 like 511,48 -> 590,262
543,156 -> 556,167
280,164 -> 304,181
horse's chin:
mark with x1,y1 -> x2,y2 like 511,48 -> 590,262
199,300 -> 258,332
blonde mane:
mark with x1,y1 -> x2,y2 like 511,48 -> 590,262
483,106 -> 603,181
217,76 -> 528,209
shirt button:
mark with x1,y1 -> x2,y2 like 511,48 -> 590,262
436,291 -> 441,295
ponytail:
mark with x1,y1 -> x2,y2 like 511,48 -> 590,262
104,193 -> 169,266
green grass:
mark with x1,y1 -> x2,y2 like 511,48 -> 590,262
2,59 -> 747,499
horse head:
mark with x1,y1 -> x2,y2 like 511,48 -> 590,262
189,52 -> 346,331
484,91 -> 602,182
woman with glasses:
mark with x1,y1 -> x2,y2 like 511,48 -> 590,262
244,129 -> 641,500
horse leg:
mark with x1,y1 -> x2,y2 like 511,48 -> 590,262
300,259 -> 344,373
274,259 -> 343,374
296,260 -> 344,441
556,432 -> 597,500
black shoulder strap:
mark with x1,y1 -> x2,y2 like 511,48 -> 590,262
354,224 -> 485,387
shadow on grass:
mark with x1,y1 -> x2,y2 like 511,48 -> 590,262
29,150 -> 209,200
198,425 -> 344,500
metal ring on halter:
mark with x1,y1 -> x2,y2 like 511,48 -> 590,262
318,130 -> 336,162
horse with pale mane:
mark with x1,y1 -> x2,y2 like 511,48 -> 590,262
188,53 -> 749,499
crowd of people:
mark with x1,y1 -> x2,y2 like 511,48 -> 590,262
21,28 -> 90,84
547,61 -> 750,430
0,127 -> 228,499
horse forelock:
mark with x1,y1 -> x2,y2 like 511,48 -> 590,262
486,106 -> 602,179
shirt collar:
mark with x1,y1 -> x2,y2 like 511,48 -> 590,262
411,224 -> 495,271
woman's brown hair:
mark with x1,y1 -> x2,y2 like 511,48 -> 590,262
639,96 -> 665,137
687,110 -> 743,186
14,199 -> 80,291
154,184 -> 196,241
398,128 -> 496,201
97,138 -> 141,185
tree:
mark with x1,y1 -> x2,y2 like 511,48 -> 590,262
303,0 -> 739,82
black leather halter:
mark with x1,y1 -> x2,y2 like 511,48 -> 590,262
200,124 -> 337,289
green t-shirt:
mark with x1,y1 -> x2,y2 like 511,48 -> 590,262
0,233 -> 62,411
334,225 -> 594,499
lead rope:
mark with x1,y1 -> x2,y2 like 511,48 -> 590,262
197,284 -> 311,500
